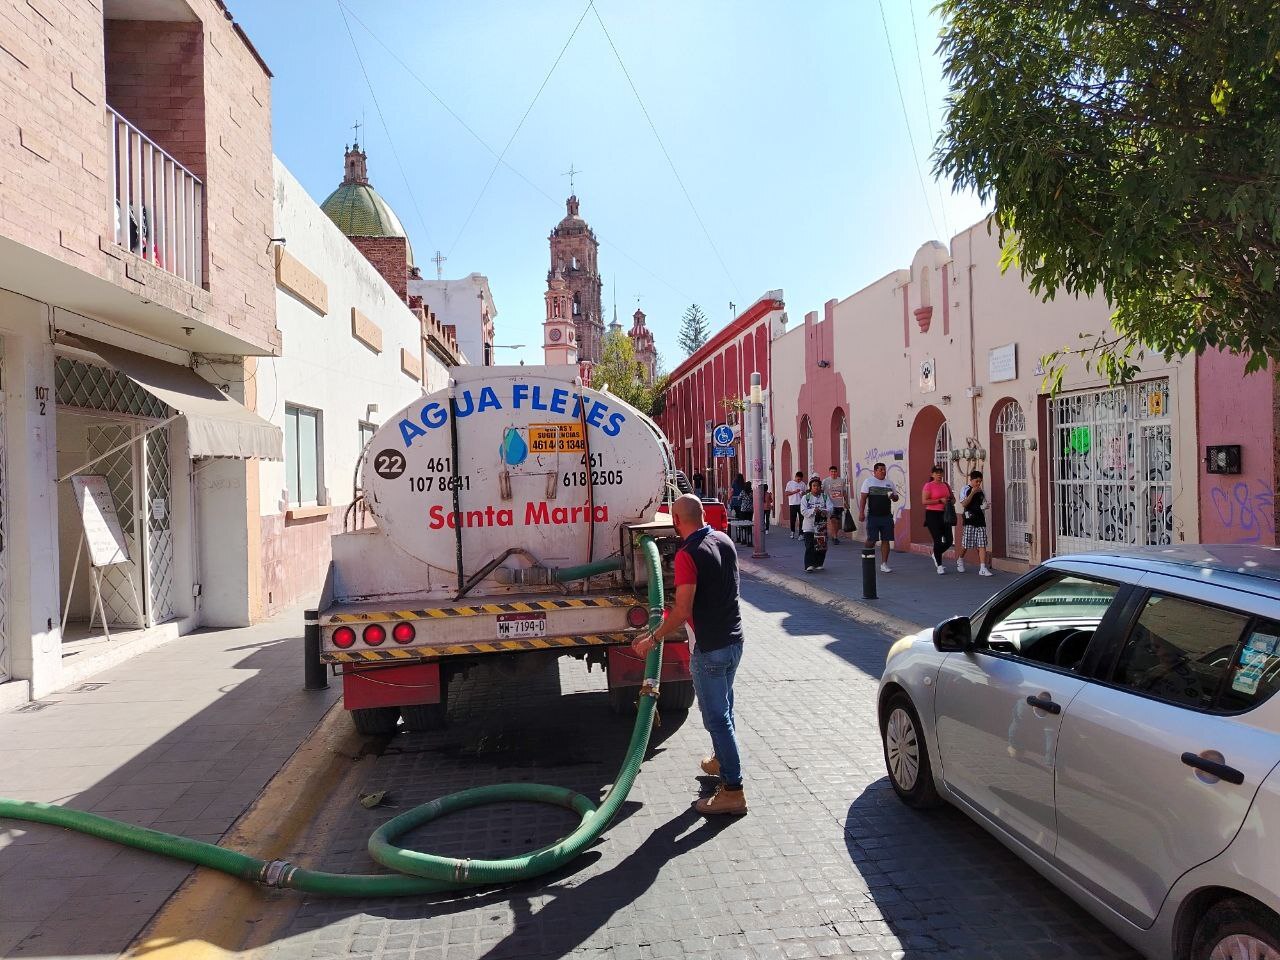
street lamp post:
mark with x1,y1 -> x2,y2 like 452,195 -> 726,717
749,372 -> 769,558
486,344 -> 526,366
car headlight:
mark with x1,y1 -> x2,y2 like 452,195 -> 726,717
886,635 -> 915,664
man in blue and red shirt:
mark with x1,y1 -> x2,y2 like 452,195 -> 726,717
632,493 -> 747,815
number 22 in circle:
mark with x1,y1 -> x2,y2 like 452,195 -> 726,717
373,449 -> 406,480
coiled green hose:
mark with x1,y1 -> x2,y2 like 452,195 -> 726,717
0,537 -> 668,897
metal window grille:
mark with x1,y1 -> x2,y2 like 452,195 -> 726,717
57,356 -> 176,630
934,422 -> 953,485
996,402 -> 1030,560
1050,380 -> 1173,553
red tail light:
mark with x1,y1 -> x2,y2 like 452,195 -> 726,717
392,622 -> 416,644
363,624 -> 387,646
332,626 -> 356,649
627,606 -> 650,628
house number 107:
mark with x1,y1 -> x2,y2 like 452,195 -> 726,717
34,386 -> 49,416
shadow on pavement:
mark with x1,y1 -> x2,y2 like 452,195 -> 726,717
0,622 -> 337,958
843,780 -> 1140,958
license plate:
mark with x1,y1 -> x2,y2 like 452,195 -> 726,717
497,612 -> 547,639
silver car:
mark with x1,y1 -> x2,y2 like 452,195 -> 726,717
878,546 -> 1280,960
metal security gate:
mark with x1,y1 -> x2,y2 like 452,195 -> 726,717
996,401 -> 1030,561
57,356 -> 176,630
1050,379 -> 1173,554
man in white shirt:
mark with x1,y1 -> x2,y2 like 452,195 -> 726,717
858,462 -> 900,572
784,471 -> 805,540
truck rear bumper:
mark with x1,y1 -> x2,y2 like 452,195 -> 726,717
322,631 -> 636,664
606,640 -> 691,688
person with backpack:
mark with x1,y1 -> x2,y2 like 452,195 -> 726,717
920,464 -> 956,574
956,470 -> 993,576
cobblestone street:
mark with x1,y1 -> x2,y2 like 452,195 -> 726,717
253,576 -> 1140,960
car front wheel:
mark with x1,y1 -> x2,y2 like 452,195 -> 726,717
1192,898 -> 1280,960
881,692 -> 941,809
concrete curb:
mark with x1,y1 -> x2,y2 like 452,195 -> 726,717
738,557 -> 928,641
124,699 -> 362,960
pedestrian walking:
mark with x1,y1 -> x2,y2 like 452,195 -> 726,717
784,471 -> 805,539
800,476 -> 832,572
921,465 -> 956,574
822,466 -> 849,545
858,462 -> 900,573
761,483 -> 772,532
956,470 -> 993,576
631,493 -> 747,816
732,482 -> 754,522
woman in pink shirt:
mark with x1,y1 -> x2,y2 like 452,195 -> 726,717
920,465 -> 955,574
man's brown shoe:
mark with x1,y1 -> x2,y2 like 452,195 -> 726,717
700,756 -> 720,777
695,785 -> 747,816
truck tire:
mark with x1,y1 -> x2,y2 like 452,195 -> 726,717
351,706 -> 399,737
400,702 -> 448,732
659,680 -> 695,711
609,685 -> 640,716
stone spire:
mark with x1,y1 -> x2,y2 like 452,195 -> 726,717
342,142 -> 369,185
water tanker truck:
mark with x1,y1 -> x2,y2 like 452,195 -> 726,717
315,366 -> 692,735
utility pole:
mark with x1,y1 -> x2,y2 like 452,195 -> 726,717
749,371 -> 769,558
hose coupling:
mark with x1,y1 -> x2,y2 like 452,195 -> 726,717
640,678 -> 661,699
260,859 -> 296,888
453,858 -> 472,883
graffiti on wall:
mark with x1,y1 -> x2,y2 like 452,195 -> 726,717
853,447 -> 908,522
1210,479 -> 1276,544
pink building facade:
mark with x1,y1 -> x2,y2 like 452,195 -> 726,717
663,219 -> 1277,566
657,293 -> 785,504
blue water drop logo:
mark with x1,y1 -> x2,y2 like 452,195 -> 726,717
501,427 -> 528,466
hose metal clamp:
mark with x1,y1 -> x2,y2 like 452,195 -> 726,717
453,858 -> 471,883
261,859 -> 294,888
640,678 -> 661,698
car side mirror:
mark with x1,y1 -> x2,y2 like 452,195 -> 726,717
933,615 -> 974,652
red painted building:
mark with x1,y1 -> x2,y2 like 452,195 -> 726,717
656,292 -> 786,503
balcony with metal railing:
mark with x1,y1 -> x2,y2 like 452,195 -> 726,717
109,106 -> 204,287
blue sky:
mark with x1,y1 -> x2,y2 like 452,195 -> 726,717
236,1 -> 989,370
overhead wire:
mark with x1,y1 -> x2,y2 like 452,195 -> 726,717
336,2 -> 695,302
589,1 -> 740,300
906,0 -> 953,239
335,1 -> 436,252
446,0 -> 593,258
876,0 -> 944,242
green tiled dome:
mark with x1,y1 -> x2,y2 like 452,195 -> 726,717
321,144 -> 415,267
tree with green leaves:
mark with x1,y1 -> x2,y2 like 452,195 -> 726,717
935,1 -> 1280,384
595,329 -> 655,414
678,304 -> 710,357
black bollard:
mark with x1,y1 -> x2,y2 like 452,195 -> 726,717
861,548 -> 878,600
304,609 -> 328,690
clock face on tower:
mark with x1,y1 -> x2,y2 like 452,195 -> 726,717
549,328 -> 563,343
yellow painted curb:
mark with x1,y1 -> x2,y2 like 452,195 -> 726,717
123,700 -> 360,960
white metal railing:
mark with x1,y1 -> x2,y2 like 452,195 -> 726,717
109,106 -> 203,286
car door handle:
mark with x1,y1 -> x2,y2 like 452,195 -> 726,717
1181,752 -> 1245,785
1025,695 -> 1061,714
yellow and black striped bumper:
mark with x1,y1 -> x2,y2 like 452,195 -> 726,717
323,595 -> 635,625
323,632 -> 634,664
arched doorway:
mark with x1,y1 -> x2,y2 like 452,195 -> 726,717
799,416 -> 814,479
990,399 -> 1030,561
908,405 -> 947,547
780,440 -> 793,493
830,408 -> 850,483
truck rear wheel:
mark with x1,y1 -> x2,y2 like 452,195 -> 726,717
401,700 -> 448,732
351,706 -> 399,736
659,680 -> 695,711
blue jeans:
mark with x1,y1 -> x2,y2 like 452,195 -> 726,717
691,642 -> 744,786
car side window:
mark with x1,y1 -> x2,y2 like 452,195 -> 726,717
1217,620 -> 1280,713
1110,594 -> 1249,711
983,574 -> 1121,671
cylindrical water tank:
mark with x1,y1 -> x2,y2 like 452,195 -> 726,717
360,368 -> 670,578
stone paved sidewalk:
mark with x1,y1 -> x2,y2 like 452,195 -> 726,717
736,520 -> 1023,632
0,609 -> 339,958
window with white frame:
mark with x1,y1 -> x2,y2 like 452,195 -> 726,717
285,404 -> 323,507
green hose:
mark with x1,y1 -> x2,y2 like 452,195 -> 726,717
553,556 -> 624,582
0,538 -> 668,897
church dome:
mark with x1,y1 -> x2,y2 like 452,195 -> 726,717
321,142 -> 415,267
